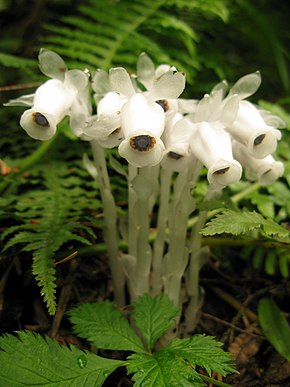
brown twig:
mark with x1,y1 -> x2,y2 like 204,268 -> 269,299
0,82 -> 42,92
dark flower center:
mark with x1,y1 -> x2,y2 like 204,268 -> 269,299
214,167 -> 230,175
33,112 -> 50,127
130,135 -> 156,152
168,151 -> 183,160
254,134 -> 266,146
156,99 -> 170,112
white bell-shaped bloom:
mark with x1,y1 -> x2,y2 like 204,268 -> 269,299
162,115 -> 194,172
118,94 -> 165,167
226,100 -> 281,159
190,122 -> 242,187
83,92 -> 127,147
16,49 -> 89,141
136,52 -> 185,117
20,78 -> 77,140
232,140 -> 284,185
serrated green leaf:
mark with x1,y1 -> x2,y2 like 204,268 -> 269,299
166,335 -> 236,376
127,352 -> 204,387
132,294 -> 180,351
258,298 -> 290,360
69,301 -> 145,352
0,331 -> 124,387
202,210 -> 289,238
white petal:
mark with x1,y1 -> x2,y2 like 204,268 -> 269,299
189,122 -> 241,186
232,141 -> 284,185
226,101 -> 281,158
207,159 -> 242,187
177,98 -> 199,114
65,69 -> 88,92
137,52 -> 155,90
121,93 -> 165,138
38,48 -> 66,81
20,108 -> 57,140
149,71 -> 186,100
4,94 -> 35,107
228,71 -> 261,100
249,128 -> 281,158
69,90 -> 92,137
118,136 -> 165,167
259,110 -> 286,128
211,80 -> 228,96
220,94 -> 239,125
162,143 -> 192,172
97,91 -> 127,116
109,67 -> 136,97
91,69 -> 110,96
155,64 -> 176,78
34,79 -> 76,121
194,94 -> 211,122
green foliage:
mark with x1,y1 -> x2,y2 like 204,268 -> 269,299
68,300 -> 145,353
69,294 -> 236,386
1,158 -> 100,315
241,245 -> 290,278
0,331 -> 125,387
0,294 -> 236,386
258,298 -> 290,361
0,52 -> 36,68
132,293 -> 180,351
201,209 -> 289,238
39,0 -> 231,82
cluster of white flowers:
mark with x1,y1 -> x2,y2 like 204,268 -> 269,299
8,49 -> 285,188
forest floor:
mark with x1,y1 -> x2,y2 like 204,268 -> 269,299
0,247 -> 289,387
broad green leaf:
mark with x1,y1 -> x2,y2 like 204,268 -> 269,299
69,301 -> 145,352
202,209 -> 289,238
0,331 -> 124,387
258,298 -> 290,360
132,294 -> 180,351
127,352 -> 204,387
166,335 -> 236,376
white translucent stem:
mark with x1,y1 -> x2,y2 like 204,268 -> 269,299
128,164 -> 138,258
90,140 -> 125,306
164,168 -> 192,306
185,185 -> 222,333
131,167 -> 152,300
152,168 -> 172,295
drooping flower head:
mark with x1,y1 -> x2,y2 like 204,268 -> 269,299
118,93 -> 165,167
7,49 -> 89,140
190,122 -> 242,188
232,140 -> 284,185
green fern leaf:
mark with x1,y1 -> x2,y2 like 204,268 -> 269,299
127,352 -> 204,387
2,161 -> 98,315
0,331 -> 124,387
132,294 -> 180,351
0,52 -> 36,68
202,209 -> 289,238
165,334 -> 236,376
69,300 -> 145,353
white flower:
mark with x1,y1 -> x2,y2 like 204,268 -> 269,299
20,78 -> 77,140
14,49 -> 89,140
83,92 -> 127,147
162,115 -> 194,172
190,122 -> 242,187
136,52 -> 185,115
232,140 -> 284,185
118,93 -> 165,167
226,100 -> 282,158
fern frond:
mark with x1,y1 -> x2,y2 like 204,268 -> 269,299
0,52 -> 36,68
2,161 -> 99,315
